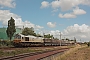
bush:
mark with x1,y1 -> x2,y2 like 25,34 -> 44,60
0,40 -> 14,47
0,50 -> 4,57
87,42 -> 90,47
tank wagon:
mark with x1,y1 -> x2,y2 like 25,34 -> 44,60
13,34 -> 61,47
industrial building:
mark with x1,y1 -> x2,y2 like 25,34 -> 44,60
0,27 -> 22,40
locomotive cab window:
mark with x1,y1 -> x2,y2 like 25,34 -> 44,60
25,37 -> 29,41
14,34 -> 21,39
22,37 -> 24,39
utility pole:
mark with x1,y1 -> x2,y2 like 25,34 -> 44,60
80,39 -> 81,43
43,33 -> 45,39
74,37 -> 76,43
43,32 -> 45,46
59,32 -> 62,46
64,37 -> 65,41
59,32 -> 61,40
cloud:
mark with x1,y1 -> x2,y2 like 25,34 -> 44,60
80,0 -> 90,6
73,7 -> 86,15
41,0 -> 89,19
41,0 -> 90,11
62,24 -> 90,42
52,9 -> 58,12
0,0 -> 16,8
36,25 -> 44,29
0,10 -> 20,25
59,13 -> 76,18
50,0 -> 90,11
58,7 -> 86,18
51,1 -> 60,9
39,24 -> 90,42
0,10 -> 43,30
41,1 -> 50,8
47,22 -> 56,28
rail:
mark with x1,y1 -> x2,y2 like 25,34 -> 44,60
0,48 -> 69,60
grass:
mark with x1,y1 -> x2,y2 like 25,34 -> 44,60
1,44 -> 87,59
53,44 -> 87,60
0,47 -> 44,57
0,46 -> 58,57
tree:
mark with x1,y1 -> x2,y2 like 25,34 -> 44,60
54,38 -> 59,40
44,34 -> 54,39
36,34 -> 42,37
66,38 -> 69,41
6,17 -> 16,40
22,27 -> 36,36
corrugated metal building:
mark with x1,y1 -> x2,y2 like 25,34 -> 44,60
0,28 -> 22,40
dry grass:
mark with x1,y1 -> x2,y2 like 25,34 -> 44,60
65,46 -> 90,60
53,44 -> 87,60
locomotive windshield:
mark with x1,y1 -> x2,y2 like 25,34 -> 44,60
14,34 -> 21,39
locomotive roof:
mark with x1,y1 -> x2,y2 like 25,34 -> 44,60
16,33 -> 43,39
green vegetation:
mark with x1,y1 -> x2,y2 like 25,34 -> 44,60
22,27 -> 55,39
54,38 -> 59,40
0,40 -> 13,47
87,42 -> 90,47
22,27 -> 36,36
0,48 -> 42,57
44,34 -> 54,39
36,33 -> 43,37
0,47 -> 54,57
6,17 -> 16,40
65,38 -> 76,42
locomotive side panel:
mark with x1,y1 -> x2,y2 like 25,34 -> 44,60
44,39 -> 52,43
21,37 -> 44,43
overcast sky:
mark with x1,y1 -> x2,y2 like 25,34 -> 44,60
0,0 -> 90,42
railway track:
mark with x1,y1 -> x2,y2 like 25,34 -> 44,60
0,48 -> 69,60
0,46 -> 61,50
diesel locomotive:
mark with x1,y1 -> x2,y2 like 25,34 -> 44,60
13,34 -> 61,47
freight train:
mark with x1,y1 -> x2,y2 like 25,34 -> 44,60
13,34 -> 75,47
